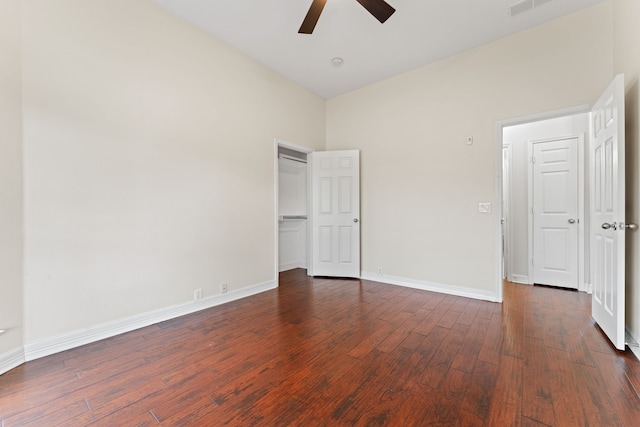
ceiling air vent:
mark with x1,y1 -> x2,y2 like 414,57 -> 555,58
510,0 -> 552,17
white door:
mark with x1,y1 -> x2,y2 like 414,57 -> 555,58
309,150 -> 360,278
532,137 -> 579,289
590,74 -> 626,350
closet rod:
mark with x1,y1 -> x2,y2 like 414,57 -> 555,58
279,153 -> 307,164
279,215 -> 308,221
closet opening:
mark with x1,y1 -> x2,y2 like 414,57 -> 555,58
275,141 -> 312,282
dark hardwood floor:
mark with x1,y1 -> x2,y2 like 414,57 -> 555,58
1,269 -> 640,426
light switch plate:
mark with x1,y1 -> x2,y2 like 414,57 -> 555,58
478,202 -> 491,213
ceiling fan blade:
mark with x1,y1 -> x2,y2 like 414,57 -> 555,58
298,0 -> 328,34
356,0 -> 396,23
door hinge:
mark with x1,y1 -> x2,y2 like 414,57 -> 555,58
531,207 -> 535,215
531,156 -> 536,164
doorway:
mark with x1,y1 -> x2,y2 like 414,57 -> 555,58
274,140 -> 312,283
274,142 -> 362,282
499,108 -> 590,299
498,75 -> 628,351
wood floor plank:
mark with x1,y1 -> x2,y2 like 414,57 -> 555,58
347,319 -> 395,359
521,415 -> 552,426
449,296 -> 470,313
456,409 -> 485,427
1,271 -> 639,426
420,323 -> 469,388
570,362 -> 623,426
398,330 -> 428,351
347,348 -> 425,426
456,299 -> 482,326
476,300 -> 495,320
524,305 -> 548,340
451,316 -> 490,374
413,297 -> 456,336
459,359 -> 499,423
487,354 -> 523,426
521,337 -> 555,426
68,378 -> 169,425
501,303 -> 525,358
478,312 -> 503,364
545,347 -> 590,426
2,399 -> 89,427
416,367 -> 471,425
598,353 -> 640,427
377,311 -> 416,353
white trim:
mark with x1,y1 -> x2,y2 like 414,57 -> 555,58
527,139 -> 534,284
626,328 -> 640,361
279,262 -> 306,272
511,274 -> 529,285
502,142 -> 513,282
361,272 -> 498,302
577,134 -> 586,292
23,280 -> 276,362
495,104 -> 592,302
495,121 -> 504,303
0,347 -> 26,375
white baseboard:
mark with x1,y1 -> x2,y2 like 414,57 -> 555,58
626,328 -> 640,361
279,261 -> 307,272
360,272 -> 498,302
580,282 -> 592,294
23,279 -> 276,362
0,347 -> 26,376
510,274 -> 529,285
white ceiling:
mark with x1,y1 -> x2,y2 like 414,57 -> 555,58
152,0 -> 605,99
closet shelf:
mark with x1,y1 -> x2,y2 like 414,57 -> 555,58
279,215 -> 308,221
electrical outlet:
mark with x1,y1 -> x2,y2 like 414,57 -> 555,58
478,202 -> 492,213
377,268 -> 383,276
194,288 -> 203,301
221,283 -> 228,294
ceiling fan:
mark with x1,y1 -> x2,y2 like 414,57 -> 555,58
298,0 -> 396,34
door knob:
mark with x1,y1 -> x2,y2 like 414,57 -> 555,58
601,222 -> 617,230
626,223 -> 638,230
568,219 -> 576,224
353,218 -> 359,223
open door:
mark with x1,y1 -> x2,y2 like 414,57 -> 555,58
308,150 -> 360,278
590,74 -> 626,350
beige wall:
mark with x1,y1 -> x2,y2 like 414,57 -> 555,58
614,0 -> 640,342
22,0 -> 325,342
0,0 -> 24,356
326,3 -> 614,295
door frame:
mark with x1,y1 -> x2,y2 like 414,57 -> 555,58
273,139 -> 313,286
502,142 -> 513,281
495,104 -> 591,303
527,135 -> 585,290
